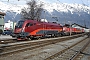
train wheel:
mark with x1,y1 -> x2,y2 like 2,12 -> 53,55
17,38 -> 23,40
51,34 -> 55,38
59,33 -> 63,37
17,38 -> 26,40
27,38 -> 31,40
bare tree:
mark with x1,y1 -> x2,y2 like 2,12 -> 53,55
21,0 -> 43,20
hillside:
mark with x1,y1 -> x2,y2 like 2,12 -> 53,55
0,1 -> 90,28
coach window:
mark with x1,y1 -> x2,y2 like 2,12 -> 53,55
26,23 -> 33,27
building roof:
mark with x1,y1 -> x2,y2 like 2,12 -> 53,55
0,12 -> 6,15
72,23 -> 88,29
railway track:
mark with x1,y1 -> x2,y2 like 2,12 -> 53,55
0,38 -> 16,44
0,33 -> 86,44
45,36 -> 90,60
0,34 -> 85,56
74,37 -> 90,60
72,38 -> 90,60
0,35 -> 88,60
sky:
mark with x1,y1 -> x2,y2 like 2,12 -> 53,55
0,0 -> 90,6
0,0 -> 90,28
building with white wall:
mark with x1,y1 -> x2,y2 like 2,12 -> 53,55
4,20 -> 14,30
72,23 -> 90,32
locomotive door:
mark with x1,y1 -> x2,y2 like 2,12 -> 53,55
25,23 -> 36,35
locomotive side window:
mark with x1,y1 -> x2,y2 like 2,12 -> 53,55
26,23 -> 33,27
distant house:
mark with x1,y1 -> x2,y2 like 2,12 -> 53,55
4,20 -> 14,30
0,12 -> 6,33
72,23 -> 90,32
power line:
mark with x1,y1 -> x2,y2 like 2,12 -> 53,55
8,0 -> 20,2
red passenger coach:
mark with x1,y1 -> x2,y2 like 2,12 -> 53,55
63,26 -> 84,35
12,20 -> 63,40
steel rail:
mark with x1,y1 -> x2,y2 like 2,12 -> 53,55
0,34 -> 84,56
70,38 -> 90,60
45,37 -> 88,60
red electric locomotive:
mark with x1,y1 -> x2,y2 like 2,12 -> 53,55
12,20 -> 63,40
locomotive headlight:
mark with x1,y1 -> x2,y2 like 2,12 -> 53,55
21,27 -> 25,32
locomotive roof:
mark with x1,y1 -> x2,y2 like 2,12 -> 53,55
25,20 -> 62,26
72,23 -> 88,29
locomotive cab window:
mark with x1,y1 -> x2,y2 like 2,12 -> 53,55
26,23 -> 33,27
15,20 -> 24,28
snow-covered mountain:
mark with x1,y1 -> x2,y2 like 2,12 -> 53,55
42,3 -> 90,28
0,1 -> 90,28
